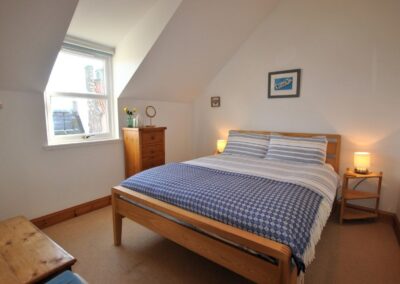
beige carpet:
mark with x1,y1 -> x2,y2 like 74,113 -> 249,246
43,206 -> 400,284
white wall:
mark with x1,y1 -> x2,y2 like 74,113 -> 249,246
0,95 -> 193,221
193,0 -> 400,213
0,91 -> 192,220
0,0 -> 193,221
0,90 -> 125,220
118,98 -> 193,163
0,0 -> 128,220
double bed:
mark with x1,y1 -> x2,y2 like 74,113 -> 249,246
112,130 -> 341,284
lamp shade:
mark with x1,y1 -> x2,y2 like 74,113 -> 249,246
354,152 -> 370,174
217,139 -> 227,153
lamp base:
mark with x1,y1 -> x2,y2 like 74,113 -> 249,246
354,168 -> 369,175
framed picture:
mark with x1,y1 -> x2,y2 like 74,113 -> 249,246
268,69 -> 301,98
211,96 -> 221,107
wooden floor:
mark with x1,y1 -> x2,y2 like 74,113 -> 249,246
43,206 -> 400,284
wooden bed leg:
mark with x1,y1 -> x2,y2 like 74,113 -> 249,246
112,191 -> 122,246
280,256 -> 296,284
113,211 -> 122,246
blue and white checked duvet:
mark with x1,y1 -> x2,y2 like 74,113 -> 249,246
121,155 -> 340,272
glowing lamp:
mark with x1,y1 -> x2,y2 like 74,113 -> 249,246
354,152 -> 370,174
216,139 -> 227,154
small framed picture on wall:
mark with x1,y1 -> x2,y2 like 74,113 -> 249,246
211,96 -> 221,107
268,69 -> 301,98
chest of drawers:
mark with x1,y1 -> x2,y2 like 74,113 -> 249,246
122,127 -> 166,178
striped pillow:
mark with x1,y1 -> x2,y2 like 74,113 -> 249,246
265,135 -> 327,165
222,131 -> 269,158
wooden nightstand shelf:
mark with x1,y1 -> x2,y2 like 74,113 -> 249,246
340,169 -> 383,224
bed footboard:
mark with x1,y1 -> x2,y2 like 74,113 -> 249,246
112,186 -> 297,284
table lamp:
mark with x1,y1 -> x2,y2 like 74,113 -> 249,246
216,139 -> 227,154
354,152 -> 370,174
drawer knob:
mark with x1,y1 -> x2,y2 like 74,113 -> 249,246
151,136 -> 155,140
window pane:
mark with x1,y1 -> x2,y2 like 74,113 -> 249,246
51,97 -> 109,136
47,49 -> 107,95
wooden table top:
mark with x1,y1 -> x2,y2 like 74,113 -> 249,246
0,216 -> 76,284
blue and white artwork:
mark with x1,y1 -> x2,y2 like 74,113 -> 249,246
274,77 -> 293,91
268,69 -> 301,98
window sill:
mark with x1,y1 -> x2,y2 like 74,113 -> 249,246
43,138 -> 122,150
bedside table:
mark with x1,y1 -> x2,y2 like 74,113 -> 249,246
340,169 -> 383,224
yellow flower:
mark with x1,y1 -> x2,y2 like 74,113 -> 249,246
133,107 -> 137,112
123,107 -> 128,113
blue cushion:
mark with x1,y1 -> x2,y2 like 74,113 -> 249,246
46,271 -> 84,284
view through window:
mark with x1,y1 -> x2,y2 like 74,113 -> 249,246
45,44 -> 115,144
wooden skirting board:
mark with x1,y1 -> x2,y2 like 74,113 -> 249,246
31,196 -> 111,229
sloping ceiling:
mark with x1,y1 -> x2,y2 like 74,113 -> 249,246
113,0 -> 182,97
0,0 -> 78,93
67,0 -> 158,47
0,0 -> 279,102
120,0 -> 279,102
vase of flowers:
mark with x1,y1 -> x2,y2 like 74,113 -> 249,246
123,107 -> 138,128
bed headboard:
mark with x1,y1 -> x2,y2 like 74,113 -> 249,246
235,130 -> 341,173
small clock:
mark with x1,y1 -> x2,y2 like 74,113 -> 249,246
145,105 -> 157,127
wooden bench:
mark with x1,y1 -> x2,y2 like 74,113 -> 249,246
0,216 -> 76,284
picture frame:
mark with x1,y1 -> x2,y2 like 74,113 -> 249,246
268,69 -> 301,98
211,96 -> 221,107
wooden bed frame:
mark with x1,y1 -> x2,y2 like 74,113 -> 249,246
112,131 -> 341,284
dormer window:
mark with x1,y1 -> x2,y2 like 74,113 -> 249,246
44,40 -> 116,146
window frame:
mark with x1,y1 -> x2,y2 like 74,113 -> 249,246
44,42 -> 117,146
